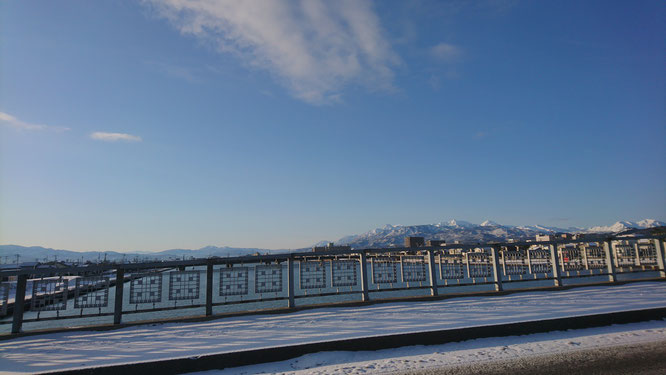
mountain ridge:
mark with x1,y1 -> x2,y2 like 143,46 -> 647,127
0,245 -> 292,264
1,219 -> 663,263
325,219 -> 664,249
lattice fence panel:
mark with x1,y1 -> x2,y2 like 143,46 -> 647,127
585,246 -> 607,269
32,279 -> 68,311
467,253 -> 492,278
638,243 -> 657,265
0,283 -> 9,315
372,257 -> 398,284
219,267 -> 249,296
401,256 -> 427,282
129,274 -> 163,304
502,251 -> 528,275
255,265 -> 283,293
168,271 -> 201,301
439,254 -> 464,279
299,261 -> 327,289
74,276 -> 110,308
331,260 -> 358,287
560,248 -> 585,271
614,244 -> 636,267
528,249 -> 552,274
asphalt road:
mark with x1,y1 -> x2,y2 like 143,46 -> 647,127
395,339 -> 666,375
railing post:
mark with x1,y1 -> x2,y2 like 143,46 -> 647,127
633,242 -> 641,266
287,256 -> 295,308
359,251 -> 369,302
500,250 -> 507,277
465,252 -> 471,279
603,241 -> 616,283
11,274 -> 28,334
653,239 -> 665,278
613,241 -> 620,268
205,261 -> 213,316
662,239 -> 666,274
113,268 -> 124,325
427,250 -> 438,296
549,244 -> 562,287
581,244 -> 589,270
490,247 -> 503,292
526,248 -> 533,274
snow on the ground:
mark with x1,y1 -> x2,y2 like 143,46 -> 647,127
6,276 -> 81,304
1,282 -> 665,374
196,319 -> 666,375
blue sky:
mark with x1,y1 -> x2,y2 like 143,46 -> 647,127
1,0 -> 664,252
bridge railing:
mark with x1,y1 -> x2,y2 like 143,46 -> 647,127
1,234 -> 664,335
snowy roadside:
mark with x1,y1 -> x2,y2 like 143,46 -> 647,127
0,282 -> 665,374
197,319 -> 666,375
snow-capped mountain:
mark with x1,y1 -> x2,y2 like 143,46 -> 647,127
334,219 -> 665,249
1,219 -> 662,264
585,219 -> 666,234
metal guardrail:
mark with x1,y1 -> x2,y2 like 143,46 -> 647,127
1,234 -> 665,334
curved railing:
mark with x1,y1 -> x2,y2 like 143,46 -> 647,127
1,233 -> 664,335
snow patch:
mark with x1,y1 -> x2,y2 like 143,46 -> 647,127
1,282 -> 665,374
202,319 -> 666,375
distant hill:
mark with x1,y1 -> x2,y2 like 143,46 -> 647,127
0,245 -> 291,264
1,219 -> 663,264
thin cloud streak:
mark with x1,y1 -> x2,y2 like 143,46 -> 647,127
143,0 -> 400,104
90,132 -> 142,142
430,42 -> 462,62
0,111 -> 70,132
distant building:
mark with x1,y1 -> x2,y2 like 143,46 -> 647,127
426,239 -> 446,247
312,242 -> 352,252
536,233 -> 572,242
571,233 -> 596,240
404,236 -> 425,248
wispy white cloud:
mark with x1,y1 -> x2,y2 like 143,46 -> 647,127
90,132 -> 142,142
430,43 -> 462,62
143,0 -> 400,104
0,111 -> 70,132
428,43 -> 463,90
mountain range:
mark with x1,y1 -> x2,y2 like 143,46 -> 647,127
328,219 -> 665,249
0,245 -> 288,265
1,219 -> 663,264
